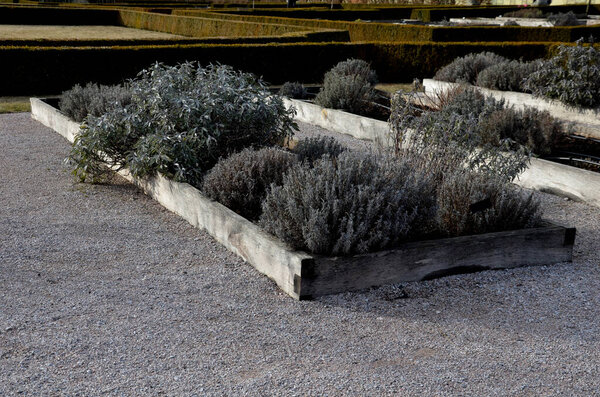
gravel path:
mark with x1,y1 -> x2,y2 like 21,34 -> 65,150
1,113 -> 599,396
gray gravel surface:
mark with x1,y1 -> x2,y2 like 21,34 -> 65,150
1,114 -> 599,396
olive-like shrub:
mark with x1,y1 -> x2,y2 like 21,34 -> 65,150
524,40 -> 600,109
314,58 -> 378,116
259,151 -> 436,256
292,136 -> 346,165
434,52 -> 507,85
59,82 -> 132,123
202,148 -> 297,221
437,171 -> 541,237
278,81 -> 308,99
69,62 -> 296,186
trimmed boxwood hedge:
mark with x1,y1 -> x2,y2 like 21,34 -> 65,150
117,9 -> 326,38
174,9 -> 600,43
4,41 -> 587,96
0,5 -> 120,25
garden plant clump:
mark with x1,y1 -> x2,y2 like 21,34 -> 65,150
433,52 -> 508,85
547,11 -> 581,26
314,58 -> 378,116
437,171 -> 541,237
202,147 -> 297,221
278,81 -> 309,100
524,39 -> 600,109
259,151 -> 437,256
503,8 -> 545,19
476,59 -> 538,93
435,41 -> 600,109
65,62 -> 543,259
59,82 -> 132,123
393,87 -> 562,160
292,135 -> 346,165
68,62 -> 296,186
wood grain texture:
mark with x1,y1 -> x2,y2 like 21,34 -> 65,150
300,225 -> 575,298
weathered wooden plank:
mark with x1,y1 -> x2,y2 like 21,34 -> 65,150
283,97 -> 390,147
300,225 -> 574,298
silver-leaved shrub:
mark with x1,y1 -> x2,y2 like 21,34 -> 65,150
259,151 -> 437,256
202,147 -> 297,221
69,62 -> 296,186
314,58 -> 378,116
524,40 -> 600,109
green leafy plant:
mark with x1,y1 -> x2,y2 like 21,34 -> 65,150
202,147 -> 297,221
314,58 -> 378,116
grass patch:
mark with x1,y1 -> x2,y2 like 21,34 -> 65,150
0,101 -> 30,114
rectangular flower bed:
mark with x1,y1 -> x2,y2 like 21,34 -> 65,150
284,97 -> 600,209
31,97 -> 576,300
422,79 -> 600,140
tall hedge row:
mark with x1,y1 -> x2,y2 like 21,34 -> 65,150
0,6 -> 120,25
1,41 -> 579,96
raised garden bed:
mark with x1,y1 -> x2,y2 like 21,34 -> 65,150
284,97 -> 600,208
31,97 -> 576,300
423,79 -> 600,140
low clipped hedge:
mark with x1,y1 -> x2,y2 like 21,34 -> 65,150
430,25 -> 600,43
117,9 -> 327,38
0,5 -> 120,25
2,41 -> 576,95
205,7 -> 416,21
174,9 -> 600,43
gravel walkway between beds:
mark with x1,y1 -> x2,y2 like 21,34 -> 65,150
1,113 -> 599,396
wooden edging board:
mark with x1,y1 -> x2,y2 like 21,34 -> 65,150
31,97 -> 575,300
284,96 -> 600,208
423,78 -> 600,140
283,97 -> 390,148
